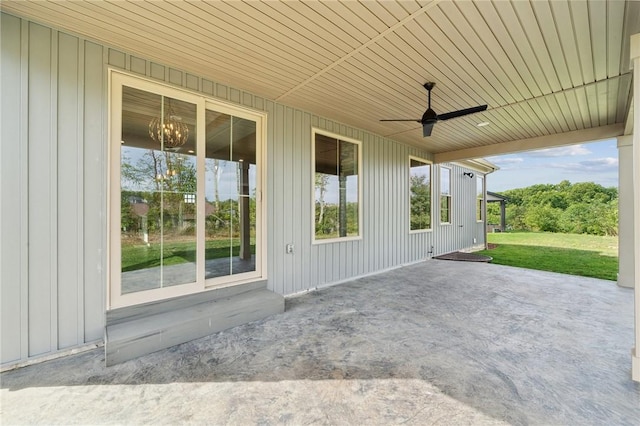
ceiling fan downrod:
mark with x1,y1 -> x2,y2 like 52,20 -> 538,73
424,82 -> 435,110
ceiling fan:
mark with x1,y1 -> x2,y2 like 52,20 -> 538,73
380,82 -> 487,137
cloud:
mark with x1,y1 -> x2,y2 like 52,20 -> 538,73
578,157 -> 618,168
525,144 -> 591,157
488,157 -> 524,165
549,157 -> 618,173
486,156 -> 525,171
487,140 -> 619,191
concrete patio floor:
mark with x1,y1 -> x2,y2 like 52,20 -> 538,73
2,260 -> 639,425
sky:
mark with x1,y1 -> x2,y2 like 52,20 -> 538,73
484,139 -> 619,193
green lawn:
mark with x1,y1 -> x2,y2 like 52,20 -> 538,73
476,232 -> 618,281
123,231 -> 618,281
122,239 -> 255,272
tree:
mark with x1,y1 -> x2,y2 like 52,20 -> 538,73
315,173 -> 329,229
410,174 -> 431,229
496,181 -> 618,236
505,204 -> 527,230
486,202 -> 501,226
567,182 -> 616,205
121,149 -> 197,238
209,159 -> 223,210
525,205 -> 561,232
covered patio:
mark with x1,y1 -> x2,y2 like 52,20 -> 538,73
2,261 -> 637,425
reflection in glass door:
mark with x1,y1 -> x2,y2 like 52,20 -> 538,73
110,71 -> 264,309
204,109 -> 257,280
120,86 -> 197,294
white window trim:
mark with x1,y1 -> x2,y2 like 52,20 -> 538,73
408,156 -> 433,234
311,128 -> 363,244
108,69 -> 267,309
440,166 -> 452,225
477,175 -> 485,223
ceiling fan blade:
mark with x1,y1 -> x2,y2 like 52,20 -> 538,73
379,119 -> 422,122
422,122 -> 434,137
437,105 -> 487,121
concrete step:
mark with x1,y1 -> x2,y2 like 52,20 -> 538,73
105,284 -> 284,366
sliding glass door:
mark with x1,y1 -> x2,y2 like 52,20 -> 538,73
110,71 -> 264,309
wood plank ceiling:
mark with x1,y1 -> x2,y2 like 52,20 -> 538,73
3,0 -> 639,158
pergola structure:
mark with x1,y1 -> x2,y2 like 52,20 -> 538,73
486,191 -> 508,233
1,0 -> 639,381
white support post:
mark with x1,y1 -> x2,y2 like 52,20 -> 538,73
630,33 -> 640,382
617,135 -> 633,289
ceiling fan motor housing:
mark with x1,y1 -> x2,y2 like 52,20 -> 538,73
421,108 -> 438,124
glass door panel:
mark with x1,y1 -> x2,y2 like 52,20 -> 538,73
120,86 -> 197,294
110,71 -> 264,309
204,110 -> 257,280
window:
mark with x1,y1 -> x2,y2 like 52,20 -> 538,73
409,157 -> 431,231
313,129 -> 361,241
440,167 -> 451,224
477,175 -> 484,221
110,71 -> 265,309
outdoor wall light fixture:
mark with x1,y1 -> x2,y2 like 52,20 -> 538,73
463,172 -> 474,178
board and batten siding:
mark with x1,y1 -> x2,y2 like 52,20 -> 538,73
0,12 -> 485,366
1,15 -> 106,365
